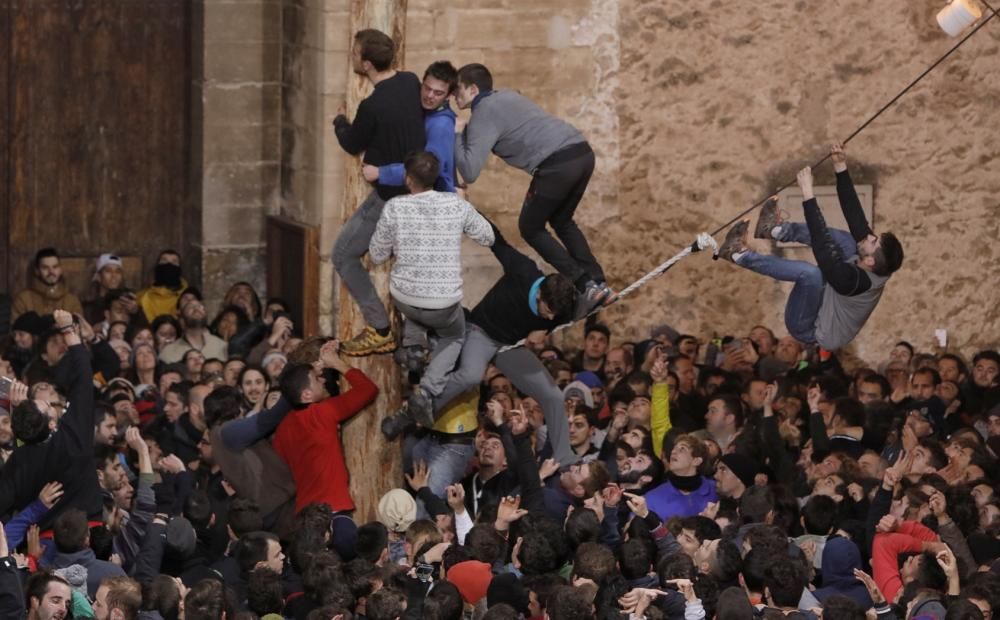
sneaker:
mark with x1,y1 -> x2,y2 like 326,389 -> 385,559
754,196 -> 786,240
717,219 -> 750,263
408,388 -> 435,429
340,326 -> 396,357
583,281 -> 618,311
381,408 -> 415,441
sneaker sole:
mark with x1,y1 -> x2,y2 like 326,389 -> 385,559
341,340 -> 397,357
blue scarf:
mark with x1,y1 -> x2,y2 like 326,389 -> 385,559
528,277 -> 544,317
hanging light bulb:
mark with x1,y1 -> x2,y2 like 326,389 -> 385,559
937,0 -> 983,36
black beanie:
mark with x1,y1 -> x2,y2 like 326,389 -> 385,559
486,573 -> 530,616
720,454 -> 759,490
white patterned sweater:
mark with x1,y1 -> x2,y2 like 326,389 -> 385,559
369,190 -> 495,309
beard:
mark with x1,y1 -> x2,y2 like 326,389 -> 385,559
184,317 -> 207,330
618,469 -> 645,484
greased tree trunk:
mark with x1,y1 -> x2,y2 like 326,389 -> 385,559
337,0 -> 407,523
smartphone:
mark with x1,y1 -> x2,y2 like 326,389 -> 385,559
0,375 -> 13,409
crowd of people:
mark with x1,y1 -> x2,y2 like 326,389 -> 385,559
2,26 -> 999,620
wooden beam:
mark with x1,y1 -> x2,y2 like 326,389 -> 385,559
337,0 -> 408,523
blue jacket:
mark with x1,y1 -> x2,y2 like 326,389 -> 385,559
644,476 -> 717,521
379,105 -> 457,192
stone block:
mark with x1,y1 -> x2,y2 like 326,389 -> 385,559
202,204 -> 267,246
405,11 -> 436,51
202,122 -> 281,164
204,40 -> 282,83
204,1 -> 281,43
453,9 -> 556,50
202,83 -> 282,126
202,163 -> 280,208
324,11 -> 352,52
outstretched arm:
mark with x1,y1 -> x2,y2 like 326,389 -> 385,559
488,221 -> 542,278
798,167 -> 873,296
52,311 -> 95,456
831,144 -> 873,242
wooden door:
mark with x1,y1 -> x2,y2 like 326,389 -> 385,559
1,0 -> 193,298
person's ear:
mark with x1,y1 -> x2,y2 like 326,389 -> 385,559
209,513 -> 216,528
301,388 -> 314,404
638,475 -> 652,487
862,255 -> 876,269
692,457 -> 703,469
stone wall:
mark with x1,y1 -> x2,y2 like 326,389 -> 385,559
195,0 -> 1000,365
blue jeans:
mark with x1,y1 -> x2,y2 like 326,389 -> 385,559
408,433 -> 475,518
736,224 -> 858,344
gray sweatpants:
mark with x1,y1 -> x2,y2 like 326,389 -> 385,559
332,191 -> 390,330
433,323 -> 577,467
393,299 -> 465,398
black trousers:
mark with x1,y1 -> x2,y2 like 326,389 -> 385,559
518,142 -> 605,286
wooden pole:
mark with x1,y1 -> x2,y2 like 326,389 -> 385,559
337,0 -> 408,523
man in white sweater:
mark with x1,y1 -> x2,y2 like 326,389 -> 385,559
369,151 -> 495,426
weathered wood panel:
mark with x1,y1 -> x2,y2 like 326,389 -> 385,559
4,0 -> 192,296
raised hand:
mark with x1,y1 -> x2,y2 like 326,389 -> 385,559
876,514 -> 899,533
485,399 -> 505,428
624,492 -> 651,520
404,461 -> 430,492
538,458 -> 560,480
53,310 -> 74,329
124,426 -> 147,452
797,167 -> 814,200
831,143 -> 848,172
27,525 -> 42,559
157,454 -> 186,474
496,495 -> 528,527
320,340 -> 347,372
650,358 -> 669,384
38,481 -> 64,509
507,408 -> 530,436
446,484 -> 466,514
602,483 -> 624,508
9,380 -> 28,408
853,568 -> 886,605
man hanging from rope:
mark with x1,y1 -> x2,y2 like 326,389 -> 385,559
717,144 -> 904,351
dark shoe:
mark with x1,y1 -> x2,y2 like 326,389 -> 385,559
408,389 -> 435,429
381,408 -> 415,441
754,196 -> 784,240
717,219 -> 750,262
583,281 -> 618,312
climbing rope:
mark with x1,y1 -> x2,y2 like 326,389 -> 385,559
497,6 -> 997,353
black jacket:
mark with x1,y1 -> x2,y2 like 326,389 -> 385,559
333,71 -> 426,201
0,344 -> 102,528
470,225 -> 576,345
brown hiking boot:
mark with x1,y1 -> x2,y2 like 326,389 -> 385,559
341,325 -> 396,356
717,219 -> 750,263
754,195 -> 785,240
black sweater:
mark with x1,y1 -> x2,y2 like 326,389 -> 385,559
469,226 -> 573,345
0,344 -> 102,528
803,170 -> 874,296
333,71 -> 425,201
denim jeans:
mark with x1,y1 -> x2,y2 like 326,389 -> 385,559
408,433 -> 475,518
332,190 -> 389,330
736,224 -> 858,344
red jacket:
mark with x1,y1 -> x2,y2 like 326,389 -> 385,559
273,369 -> 379,513
872,520 -> 939,604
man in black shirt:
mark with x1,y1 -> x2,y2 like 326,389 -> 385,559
332,29 -> 425,356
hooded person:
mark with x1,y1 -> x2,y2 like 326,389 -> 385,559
8,311 -> 43,377
137,253 -> 188,323
812,537 -> 873,609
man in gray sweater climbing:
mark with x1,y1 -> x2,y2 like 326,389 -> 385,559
452,63 -> 615,311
